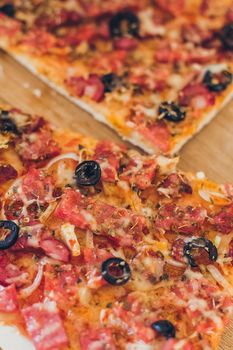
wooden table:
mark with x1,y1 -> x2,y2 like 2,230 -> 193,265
0,49 -> 233,349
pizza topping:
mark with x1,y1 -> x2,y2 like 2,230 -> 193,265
151,320 -> 176,339
211,203 -> 233,234
66,74 -> 105,102
183,238 -> 218,267
159,102 -> 186,123
101,73 -> 122,93
22,300 -> 68,350
40,238 -> 70,263
220,22 -> 233,50
0,3 -> 15,18
157,173 -> 192,198
109,11 -> 140,38
0,164 -> 17,184
101,257 -> 131,286
0,220 -> 19,250
179,83 -> 215,109
156,204 -> 207,234
20,263 -> 44,298
0,111 -> 18,134
75,160 -> 101,186
79,328 -> 116,350
0,284 -> 18,312
203,70 -> 232,92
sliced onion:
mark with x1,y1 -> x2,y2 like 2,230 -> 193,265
39,202 -> 58,224
45,152 -> 80,169
207,265 -> 233,294
20,263 -> 44,298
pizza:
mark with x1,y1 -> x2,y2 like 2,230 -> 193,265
0,104 -> 232,350
0,1 -> 233,154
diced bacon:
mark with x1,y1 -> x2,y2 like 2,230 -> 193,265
0,14 -> 21,36
90,50 -> 127,72
211,203 -> 233,234
156,0 -> 185,16
0,284 -> 18,312
157,173 -> 192,198
156,203 -> 207,234
20,30 -> 56,54
139,122 -> 170,153
114,37 -> 138,50
85,74 -> 105,102
181,24 -> 213,45
0,164 -> 18,184
22,168 -> 53,201
40,238 -> 70,262
17,128 -> 60,163
35,9 -> 82,30
65,76 -> 86,97
22,301 -> 68,350
171,239 -> 185,262
66,74 -> 105,102
179,83 -> 215,109
187,48 -> 216,64
79,328 -> 116,350
93,140 -> 124,182
0,252 -> 29,287
55,189 -> 93,229
120,154 -> 157,190
155,46 -> 184,64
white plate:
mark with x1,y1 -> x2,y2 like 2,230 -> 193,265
0,324 -> 35,350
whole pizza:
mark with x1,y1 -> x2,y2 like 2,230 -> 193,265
0,0 -> 233,153
0,105 -> 232,350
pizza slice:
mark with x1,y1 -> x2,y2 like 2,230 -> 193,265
0,105 -> 233,350
0,1 -> 233,154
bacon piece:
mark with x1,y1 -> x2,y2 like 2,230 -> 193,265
66,74 -> 105,102
17,128 -> 60,163
22,301 -> 68,350
35,9 -> 82,30
40,239 -> 70,262
139,122 -> 170,153
0,14 -> 21,36
179,83 -> 215,109
0,252 -> 28,287
20,29 -> 56,54
171,238 -> 185,262
156,203 -> 207,234
157,173 -> 192,198
0,164 -> 18,184
155,45 -> 184,64
80,328 -> 116,350
0,284 -> 18,312
93,140 -> 124,182
211,203 -> 233,234
114,37 -> 138,50
120,153 -> 157,190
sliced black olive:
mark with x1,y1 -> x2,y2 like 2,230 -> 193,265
151,320 -> 176,339
0,111 -> 18,134
101,257 -> 131,286
0,3 -> 15,17
220,22 -> 233,50
75,160 -> 101,186
101,73 -> 120,93
183,238 -> 218,268
0,220 -> 19,250
203,70 -> 232,92
109,11 -> 140,38
159,102 -> 186,123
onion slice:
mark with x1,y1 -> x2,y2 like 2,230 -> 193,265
45,152 -> 80,169
207,265 -> 233,295
20,263 -> 44,298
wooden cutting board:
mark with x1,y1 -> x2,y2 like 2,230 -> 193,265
0,49 -> 233,349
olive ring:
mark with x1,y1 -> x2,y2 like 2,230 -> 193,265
203,70 -> 232,92
0,220 -> 20,250
109,11 -> 140,38
183,238 -> 218,268
101,257 -> 131,286
75,160 -> 101,187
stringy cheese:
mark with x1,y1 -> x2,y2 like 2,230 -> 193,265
61,223 -> 80,256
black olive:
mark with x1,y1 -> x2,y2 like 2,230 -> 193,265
183,238 -> 218,268
0,220 -> 19,250
109,11 -> 140,38
75,160 -> 101,186
0,3 -> 15,17
101,73 -> 120,93
151,320 -> 176,339
159,102 -> 186,123
220,22 -> 233,50
101,257 -> 131,286
0,110 -> 18,134
203,70 -> 232,92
